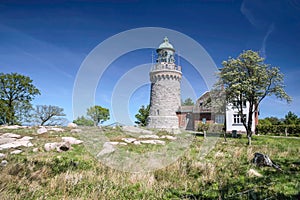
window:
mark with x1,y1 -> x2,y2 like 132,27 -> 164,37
232,100 -> 246,108
233,114 -> 246,124
157,109 -> 159,115
215,114 -> 225,124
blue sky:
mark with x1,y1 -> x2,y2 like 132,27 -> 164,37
0,0 -> 300,125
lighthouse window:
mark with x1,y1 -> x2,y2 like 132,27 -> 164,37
157,109 -> 160,115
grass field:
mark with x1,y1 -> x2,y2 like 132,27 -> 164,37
0,127 -> 299,199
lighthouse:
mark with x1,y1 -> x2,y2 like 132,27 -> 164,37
147,37 -> 182,129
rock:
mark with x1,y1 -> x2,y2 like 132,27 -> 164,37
140,140 -> 165,145
122,126 -> 153,134
70,129 -> 82,133
62,137 -> 83,145
133,140 -> 141,145
0,133 -> 22,138
121,138 -> 137,143
19,136 -> 34,141
10,149 -> 22,155
253,152 -> 281,170
0,140 -> 33,150
67,123 -> 78,128
160,135 -> 177,140
139,135 -> 160,139
0,153 -> 5,159
0,125 -> 21,130
44,142 -> 59,151
0,137 -> 17,145
37,127 -> 48,134
49,127 -> 64,132
0,160 -> 8,167
97,142 -> 115,157
32,148 -> 39,152
247,169 -> 263,177
57,142 -> 71,152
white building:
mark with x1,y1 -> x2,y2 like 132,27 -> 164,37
225,101 -> 258,133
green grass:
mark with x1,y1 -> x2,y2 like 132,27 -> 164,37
0,127 -> 299,199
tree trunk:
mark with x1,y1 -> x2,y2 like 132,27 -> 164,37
247,130 -> 252,145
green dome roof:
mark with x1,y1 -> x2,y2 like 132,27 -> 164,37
157,37 -> 175,51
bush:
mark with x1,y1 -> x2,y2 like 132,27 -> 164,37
257,124 -> 300,136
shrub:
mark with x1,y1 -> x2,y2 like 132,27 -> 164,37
257,124 -> 300,136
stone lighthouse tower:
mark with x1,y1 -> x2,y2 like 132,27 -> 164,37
147,37 -> 182,129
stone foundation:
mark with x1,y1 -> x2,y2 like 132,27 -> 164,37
147,116 -> 179,129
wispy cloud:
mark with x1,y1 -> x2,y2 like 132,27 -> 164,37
260,23 -> 275,58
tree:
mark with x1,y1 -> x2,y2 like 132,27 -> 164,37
87,105 -> 110,126
182,98 -> 194,106
217,50 -> 291,145
73,116 -> 94,126
33,105 -> 66,126
0,73 -> 40,125
264,116 -> 283,125
135,105 -> 150,126
284,111 -> 299,125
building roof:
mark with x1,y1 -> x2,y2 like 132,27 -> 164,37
157,37 -> 175,51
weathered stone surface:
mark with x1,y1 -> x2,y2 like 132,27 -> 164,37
133,141 -> 141,145
0,137 -> 17,145
139,135 -> 160,139
0,153 -> 5,159
44,142 -> 59,151
122,126 -> 153,134
19,136 -> 34,141
37,127 -> 48,134
160,135 -> 176,140
49,127 -> 64,132
107,142 -> 127,145
140,140 -> 165,145
70,129 -> 82,133
67,123 -> 78,128
252,152 -> 281,170
147,67 -> 181,129
62,137 -> 83,145
57,142 -> 71,152
0,125 -> 21,130
247,169 -> 263,177
121,138 -> 137,143
97,142 -> 115,157
10,149 -> 22,155
0,140 -> 33,150
0,133 -> 22,138
0,160 -> 8,167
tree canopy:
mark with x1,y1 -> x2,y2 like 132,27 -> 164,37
284,111 -> 299,125
217,50 -> 291,145
135,105 -> 150,127
33,105 -> 66,126
0,73 -> 40,125
87,105 -> 110,126
73,116 -> 94,126
182,98 -> 194,106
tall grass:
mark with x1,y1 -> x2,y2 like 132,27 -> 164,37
0,127 -> 299,199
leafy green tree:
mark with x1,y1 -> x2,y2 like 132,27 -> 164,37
258,118 -> 272,126
182,98 -> 194,106
33,105 -> 66,126
0,73 -> 40,125
264,116 -> 283,125
73,116 -> 94,126
87,105 -> 110,126
284,111 -> 299,125
217,50 -> 291,145
135,105 -> 150,127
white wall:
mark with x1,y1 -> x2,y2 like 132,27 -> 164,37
226,102 -> 256,133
